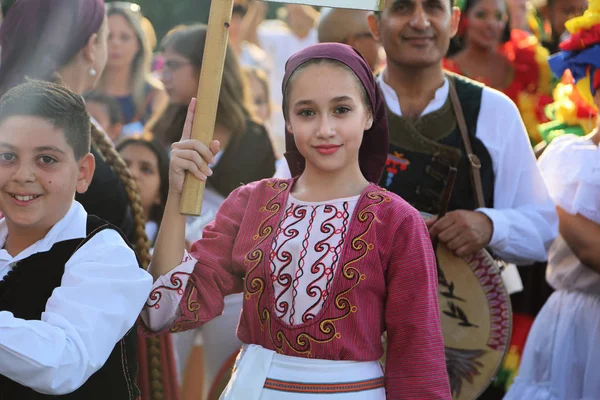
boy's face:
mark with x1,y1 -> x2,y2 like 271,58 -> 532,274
0,116 -> 95,234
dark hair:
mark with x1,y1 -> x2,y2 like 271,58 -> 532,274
154,24 -> 254,140
84,91 -> 124,126
116,136 -> 170,227
447,0 -> 511,57
0,0 -> 106,97
282,58 -> 372,120
0,80 -> 90,159
373,0 -> 454,18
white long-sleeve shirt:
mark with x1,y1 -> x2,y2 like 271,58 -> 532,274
378,75 -> 558,265
0,201 -> 152,395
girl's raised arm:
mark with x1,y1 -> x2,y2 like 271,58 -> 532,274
149,99 -> 220,281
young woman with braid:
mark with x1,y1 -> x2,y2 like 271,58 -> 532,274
0,1 -> 179,399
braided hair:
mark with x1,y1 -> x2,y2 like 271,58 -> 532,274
90,124 -> 152,268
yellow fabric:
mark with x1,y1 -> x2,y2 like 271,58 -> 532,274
565,0 -> 600,33
535,45 -> 552,94
518,93 -> 544,144
575,76 -> 598,110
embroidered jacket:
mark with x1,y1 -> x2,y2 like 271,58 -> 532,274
142,178 -> 451,399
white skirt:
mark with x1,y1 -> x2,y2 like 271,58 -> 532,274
219,344 -> 386,400
505,290 -> 600,400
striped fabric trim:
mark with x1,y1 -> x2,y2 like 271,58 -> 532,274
263,377 -> 385,394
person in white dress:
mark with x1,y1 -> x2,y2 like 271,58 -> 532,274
505,9 -> 600,394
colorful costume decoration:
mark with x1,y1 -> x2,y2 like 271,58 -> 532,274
538,70 -> 597,143
548,0 -> 600,105
535,0 -> 600,146
444,30 -> 554,145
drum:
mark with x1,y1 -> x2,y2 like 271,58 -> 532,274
421,212 -> 512,399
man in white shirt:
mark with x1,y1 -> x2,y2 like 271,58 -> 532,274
363,2 -> 557,397
367,0 -> 557,266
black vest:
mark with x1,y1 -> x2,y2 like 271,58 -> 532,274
379,75 -> 495,214
0,216 -> 140,399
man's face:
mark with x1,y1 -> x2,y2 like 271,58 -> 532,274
548,0 -> 587,40
370,0 -> 460,69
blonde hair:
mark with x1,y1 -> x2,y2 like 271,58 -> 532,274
98,3 -> 163,120
244,67 -> 272,122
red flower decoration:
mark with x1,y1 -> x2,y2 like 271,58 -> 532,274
560,25 -> 600,51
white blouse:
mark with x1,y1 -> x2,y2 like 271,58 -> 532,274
0,201 -> 152,395
538,134 -> 600,293
269,194 -> 359,326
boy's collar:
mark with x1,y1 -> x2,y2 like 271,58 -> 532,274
0,201 -> 87,263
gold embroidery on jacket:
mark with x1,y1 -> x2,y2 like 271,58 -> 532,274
245,183 -> 389,356
170,286 -> 201,332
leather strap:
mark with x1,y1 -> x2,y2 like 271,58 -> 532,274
447,78 -> 486,209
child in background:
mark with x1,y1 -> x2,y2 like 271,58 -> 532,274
84,91 -> 123,142
0,80 -> 151,398
117,135 -> 169,244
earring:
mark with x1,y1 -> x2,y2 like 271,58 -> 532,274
89,67 -> 97,77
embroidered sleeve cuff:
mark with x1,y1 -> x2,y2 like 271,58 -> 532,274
476,208 -> 509,253
140,251 -> 196,332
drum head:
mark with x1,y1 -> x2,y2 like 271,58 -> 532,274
436,243 -> 512,400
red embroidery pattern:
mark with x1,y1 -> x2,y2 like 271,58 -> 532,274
245,183 -> 389,356
270,203 -> 299,318
467,252 -> 511,352
145,271 -> 192,309
270,201 -> 352,326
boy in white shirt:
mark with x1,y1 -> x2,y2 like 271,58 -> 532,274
0,80 -> 152,398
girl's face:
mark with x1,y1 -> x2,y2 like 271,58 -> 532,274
248,74 -> 271,122
161,48 -> 199,105
119,143 -> 161,220
285,62 -> 373,177
465,0 -> 508,51
107,14 -> 140,70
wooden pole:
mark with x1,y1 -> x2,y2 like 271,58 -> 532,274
179,0 -> 234,216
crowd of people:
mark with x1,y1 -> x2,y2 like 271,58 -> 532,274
0,0 -> 598,399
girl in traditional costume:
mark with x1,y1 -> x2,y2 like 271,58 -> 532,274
505,2 -> 600,398
141,43 -> 451,399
